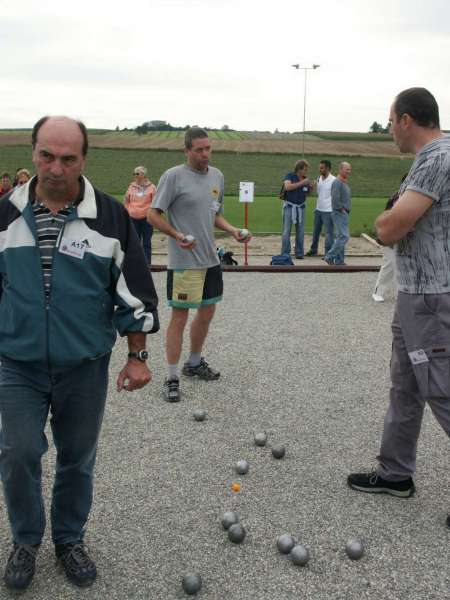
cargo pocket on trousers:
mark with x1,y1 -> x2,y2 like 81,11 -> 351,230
414,349 -> 450,399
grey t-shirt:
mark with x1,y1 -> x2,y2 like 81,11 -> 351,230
152,164 -> 224,270
331,178 -> 351,211
396,136 -> 450,294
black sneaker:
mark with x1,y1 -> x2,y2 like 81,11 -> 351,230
182,358 -> 220,381
347,471 -> 415,498
164,377 -> 181,402
55,542 -> 96,588
306,250 -> 317,256
4,543 -> 38,591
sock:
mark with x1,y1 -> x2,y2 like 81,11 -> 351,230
168,364 -> 179,380
187,352 -> 201,367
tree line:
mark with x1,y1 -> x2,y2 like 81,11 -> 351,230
369,121 -> 390,134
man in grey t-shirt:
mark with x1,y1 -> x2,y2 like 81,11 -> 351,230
148,127 -> 250,402
348,88 -> 450,506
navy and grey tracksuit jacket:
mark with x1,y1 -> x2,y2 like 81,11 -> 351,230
0,176 -> 159,366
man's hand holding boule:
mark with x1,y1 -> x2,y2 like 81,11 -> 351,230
176,231 -> 196,249
235,228 -> 252,243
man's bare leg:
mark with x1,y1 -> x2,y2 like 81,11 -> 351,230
190,304 -> 216,354
166,307 -> 189,365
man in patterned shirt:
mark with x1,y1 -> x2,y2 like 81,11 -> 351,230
348,88 -> 450,502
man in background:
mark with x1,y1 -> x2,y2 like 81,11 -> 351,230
280,159 -> 313,259
306,159 -> 335,257
324,162 -> 352,266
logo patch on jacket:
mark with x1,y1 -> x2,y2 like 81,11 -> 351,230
178,293 -> 188,300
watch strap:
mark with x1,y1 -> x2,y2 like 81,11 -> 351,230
128,350 -> 148,361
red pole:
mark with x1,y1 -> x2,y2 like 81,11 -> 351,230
244,202 -> 248,266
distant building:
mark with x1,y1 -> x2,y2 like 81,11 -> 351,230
144,120 -> 167,128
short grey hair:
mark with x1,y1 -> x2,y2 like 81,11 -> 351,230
134,165 -> 147,175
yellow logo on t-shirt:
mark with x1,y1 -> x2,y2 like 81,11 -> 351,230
211,187 -> 220,199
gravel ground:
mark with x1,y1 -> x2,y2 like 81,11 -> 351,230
1,271 -> 449,600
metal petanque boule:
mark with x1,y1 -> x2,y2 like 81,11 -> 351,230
228,523 -> 246,544
221,511 -> 239,530
271,445 -> 286,459
193,409 -> 207,422
235,459 -> 249,475
277,534 -> 296,554
182,573 -> 202,595
290,544 -> 310,566
254,432 -> 267,446
345,538 -> 364,560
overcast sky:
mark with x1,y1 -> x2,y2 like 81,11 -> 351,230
2,0 -> 450,132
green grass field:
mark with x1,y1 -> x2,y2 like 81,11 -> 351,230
0,146 -> 412,200
219,196 -> 385,236
308,131 -> 392,142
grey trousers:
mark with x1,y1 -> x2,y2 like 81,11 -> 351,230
377,292 -> 450,481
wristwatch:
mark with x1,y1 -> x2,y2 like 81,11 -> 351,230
128,350 -> 149,362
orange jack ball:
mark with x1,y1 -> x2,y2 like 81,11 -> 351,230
231,482 -> 241,492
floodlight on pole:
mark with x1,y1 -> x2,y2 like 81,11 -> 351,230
291,63 -> 320,156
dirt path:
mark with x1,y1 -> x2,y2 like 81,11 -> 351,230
152,234 -> 381,258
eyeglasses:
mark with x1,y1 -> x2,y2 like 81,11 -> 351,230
133,172 -> 141,176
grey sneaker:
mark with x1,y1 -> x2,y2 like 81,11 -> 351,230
347,470 -> 415,498
182,358 -> 220,381
4,543 -> 38,591
164,377 -> 181,402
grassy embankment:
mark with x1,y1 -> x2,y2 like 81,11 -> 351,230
0,145 -> 410,235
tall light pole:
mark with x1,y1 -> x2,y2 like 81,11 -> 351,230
291,63 -> 320,156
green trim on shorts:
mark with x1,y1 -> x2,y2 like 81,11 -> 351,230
168,294 -> 222,309
201,295 -> 223,306
168,300 -> 201,309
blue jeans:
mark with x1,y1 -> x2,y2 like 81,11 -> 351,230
281,203 -> 305,257
309,210 -> 334,255
0,354 -> 110,546
325,210 -> 349,264
131,217 -> 153,264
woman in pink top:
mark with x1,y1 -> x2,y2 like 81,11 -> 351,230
124,166 -> 156,264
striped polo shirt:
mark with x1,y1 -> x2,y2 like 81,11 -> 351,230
30,178 -> 84,304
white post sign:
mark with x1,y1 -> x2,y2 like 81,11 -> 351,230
239,181 -> 254,203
